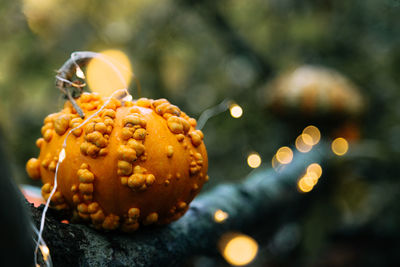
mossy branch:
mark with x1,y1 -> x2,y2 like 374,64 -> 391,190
29,146 -> 327,267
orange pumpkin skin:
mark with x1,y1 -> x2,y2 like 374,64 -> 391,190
26,93 -> 208,232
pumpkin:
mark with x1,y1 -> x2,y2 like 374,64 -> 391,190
263,65 -> 365,118
262,65 -> 366,141
26,92 -> 208,232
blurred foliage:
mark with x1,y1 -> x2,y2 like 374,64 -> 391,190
1,0 -> 400,266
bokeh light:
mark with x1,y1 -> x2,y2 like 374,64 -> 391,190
307,163 -> 322,178
86,49 -> 132,97
247,152 -> 262,168
271,155 -> 279,169
230,104 -> 243,118
297,177 -> 314,193
303,174 -> 316,186
276,147 -> 293,164
302,125 -> 321,145
23,0 -> 67,37
271,155 -> 286,172
295,134 -> 313,153
297,163 -> 323,193
220,233 -> 259,266
331,137 -> 349,156
309,175 -> 318,187
214,209 -> 229,223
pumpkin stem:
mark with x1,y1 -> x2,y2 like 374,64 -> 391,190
56,51 -> 141,118
56,52 -> 103,118
66,88 -> 85,118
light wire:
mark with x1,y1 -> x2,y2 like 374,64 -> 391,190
33,87 -> 130,266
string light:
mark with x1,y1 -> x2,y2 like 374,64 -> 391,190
196,100 -> 243,130
36,50 -> 134,266
331,137 -> 349,156
214,209 -> 229,223
34,88 -> 131,267
229,103 -> 243,118
219,233 -> 259,266
196,99 -> 232,130
247,152 -> 262,168
31,223 -> 52,267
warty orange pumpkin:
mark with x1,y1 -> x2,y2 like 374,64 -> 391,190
26,92 -> 208,232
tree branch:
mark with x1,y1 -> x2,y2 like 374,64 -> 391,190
179,0 -> 274,84
30,145 -> 328,267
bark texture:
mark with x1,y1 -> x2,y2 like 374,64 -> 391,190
30,146 -> 326,267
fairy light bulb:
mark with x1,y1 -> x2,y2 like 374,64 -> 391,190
59,148 -> 66,163
76,67 -> 85,79
247,152 -> 262,168
39,245 -> 50,262
214,209 -> 229,223
230,104 -> 243,118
